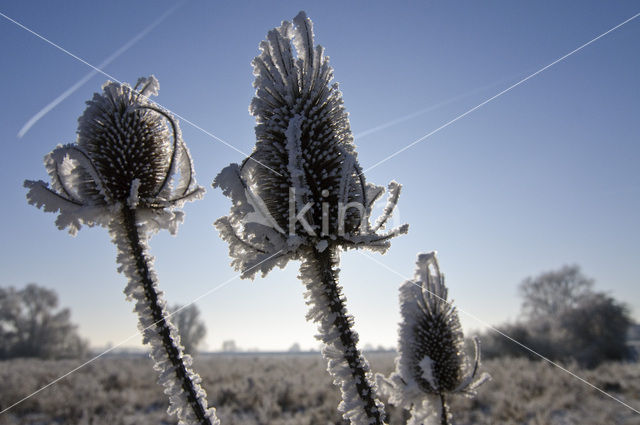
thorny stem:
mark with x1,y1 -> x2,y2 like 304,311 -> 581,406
440,393 -> 449,425
309,246 -> 386,425
121,206 -> 212,425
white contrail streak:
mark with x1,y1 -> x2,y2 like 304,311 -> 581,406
17,1 -> 184,138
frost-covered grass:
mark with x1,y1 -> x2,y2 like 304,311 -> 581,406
1,354 -> 639,425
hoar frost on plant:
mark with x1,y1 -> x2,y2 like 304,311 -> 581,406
214,11 -> 407,425
213,11 -> 408,280
24,76 -> 218,425
298,248 -> 388,424
24,76 -> 203,236
377,252 -> 490,425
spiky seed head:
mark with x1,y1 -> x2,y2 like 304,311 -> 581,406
24,76 -> 204,235
376,252 -> 490,422
77,76 -> 173,205
246,12 -> 364,236
404,253 -> 465,393
213,12 -> 407,278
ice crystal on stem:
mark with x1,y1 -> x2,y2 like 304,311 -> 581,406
25,77 -> 218,425
377,252 -> 490,425
214,11 -> 407,424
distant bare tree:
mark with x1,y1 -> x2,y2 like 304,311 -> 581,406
519,264 -> 593,318
0,284 -> 87,359
169,304 -> 207,355
288,342 -> 301,352
556,292 -> 632,367
482,265 -> 633,367
221,340 -> 237,352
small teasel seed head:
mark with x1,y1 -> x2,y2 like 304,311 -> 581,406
376,252 -> 490,423
406,253 -> 465,393
411,303 -> 464,393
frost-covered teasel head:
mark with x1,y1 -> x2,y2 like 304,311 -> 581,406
377,252 -> 490,424
214,12 -> 407,278
24,76 -> 215,424
25,76 -> 204,235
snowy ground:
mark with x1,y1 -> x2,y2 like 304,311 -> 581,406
1,353 -> 639,425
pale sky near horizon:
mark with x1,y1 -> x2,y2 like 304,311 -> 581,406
1,1 -> 639,352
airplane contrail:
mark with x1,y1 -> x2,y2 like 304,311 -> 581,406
17,1 -> 185,138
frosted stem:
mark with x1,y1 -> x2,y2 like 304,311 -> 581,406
302,246 -> 386,425
440,393 -> 449,425
120,206 -> 215,425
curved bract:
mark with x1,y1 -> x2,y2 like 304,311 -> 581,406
214,12 -> 407,279
25,76 -> 204,235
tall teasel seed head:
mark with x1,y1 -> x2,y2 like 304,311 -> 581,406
24,76 -> 204,235
214,11 -> 407,278
377,252 -> 490,424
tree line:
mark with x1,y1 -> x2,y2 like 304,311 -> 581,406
1,265 -> 634,367
479,265 -> 634,368
0,284 -> 206,359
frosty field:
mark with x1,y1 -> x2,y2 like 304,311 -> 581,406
1,353 -> 639,425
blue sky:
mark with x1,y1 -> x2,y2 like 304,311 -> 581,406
1,1 -> 639,351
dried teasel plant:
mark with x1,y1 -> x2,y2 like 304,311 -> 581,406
214,11 -> 407,425
377,252 -> 490,425
24,76 -> 218,425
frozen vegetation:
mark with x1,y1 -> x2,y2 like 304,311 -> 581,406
377,253 -> 490,425
214,11 -> 406,424
17,8 -> 636,425
1,354 -> 639,425
23,76 -> 217,424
